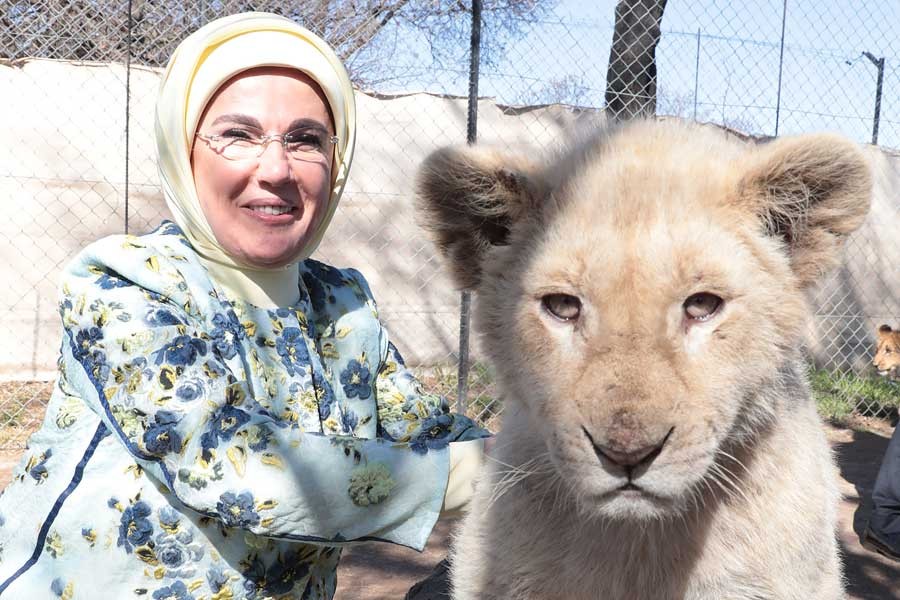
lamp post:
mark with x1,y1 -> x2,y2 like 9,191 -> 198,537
862,51 -> 885,145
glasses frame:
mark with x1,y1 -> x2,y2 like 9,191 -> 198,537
194,129 -> 339,161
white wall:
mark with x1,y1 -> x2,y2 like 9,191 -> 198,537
1,58 -> 897,380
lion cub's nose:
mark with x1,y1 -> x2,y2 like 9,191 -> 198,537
596,443 -> 661,468
585,427 -> 674,469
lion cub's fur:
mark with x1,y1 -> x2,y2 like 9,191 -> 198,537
416,120 -> 872,600
874,324 -> 900,379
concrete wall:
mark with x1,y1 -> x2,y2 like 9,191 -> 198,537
1,58 -> 898,380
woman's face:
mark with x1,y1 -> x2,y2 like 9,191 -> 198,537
192,67 -> 334,269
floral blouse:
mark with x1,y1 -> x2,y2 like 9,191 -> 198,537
0,222 -> 484,599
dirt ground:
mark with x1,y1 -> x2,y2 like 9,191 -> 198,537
1,421 -> 898,599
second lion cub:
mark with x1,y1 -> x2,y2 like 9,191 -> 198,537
417,120 -> 872,599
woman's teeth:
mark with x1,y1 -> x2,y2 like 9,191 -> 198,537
250,206 -> 292,216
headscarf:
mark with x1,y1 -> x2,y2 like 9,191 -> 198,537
155,12 -> 356,270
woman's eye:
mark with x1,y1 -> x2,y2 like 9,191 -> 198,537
222,128 -> 255,140
683,292 -> 723,321
222,127 -> 259,143
541,294 -> 581,322
285,130 -> 324,149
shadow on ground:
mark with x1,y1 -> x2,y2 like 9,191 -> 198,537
832,427 -> 900,600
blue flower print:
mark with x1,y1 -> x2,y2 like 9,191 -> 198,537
83,349 -> 111,385
275,327 -> 308,375
154,220 -> 193,248
301,271 -> 327,312
142,411 -> 183,455
246,424 -> 273,452
207,565 -> 230,593
175,378 -> 204,402
74,327 -> 104,357
157,537 -> 186,568
307,260 -> 346,287
200,405 -> 250,461
317,385 -> 336,421
265,550 -> 312,594
154,335 -> 207,367
340,359 -> 372,400
410,412 -> 455,454
210,311 -> 242,360
145,306 -> 184,327
203,360 -> 226,378
70,326 -> 110,384
28,449 -> 52,483
340,409 -> 359,434
159,506 -> 180,531
95,270 -> 132,289
118,500 -> 153,552
152,580 -> 195,600
241,551 -> 311,597
217,491 -> 260,528
51,577 -> 69,597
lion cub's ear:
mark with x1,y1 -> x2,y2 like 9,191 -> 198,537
879,324 -> 894,338
416,146 -> 543,289
738,134 -> 872,287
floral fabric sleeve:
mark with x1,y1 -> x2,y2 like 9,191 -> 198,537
57,236 -> 451,550
374,341 -> 489,449
343,270 -> 491,448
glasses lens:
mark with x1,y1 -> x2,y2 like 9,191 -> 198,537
220,138 -> 261,160
284,127 -> 331,157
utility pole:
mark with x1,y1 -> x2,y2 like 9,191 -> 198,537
862,51 -> 885,145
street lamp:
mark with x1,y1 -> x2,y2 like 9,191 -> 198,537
862,51 -> 885,145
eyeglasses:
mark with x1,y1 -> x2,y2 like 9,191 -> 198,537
195,126 -> 339,161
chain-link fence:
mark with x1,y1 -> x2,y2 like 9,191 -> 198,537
1,0 -> 899,453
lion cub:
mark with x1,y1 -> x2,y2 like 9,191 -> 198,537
874,324 -> 900,379
416,120 -> 872,600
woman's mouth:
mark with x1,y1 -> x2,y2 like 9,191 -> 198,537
248,205 -> 294,216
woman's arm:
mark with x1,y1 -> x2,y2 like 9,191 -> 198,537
59,240 -> 451,550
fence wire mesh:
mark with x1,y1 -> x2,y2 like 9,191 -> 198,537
1,0 -> 899,452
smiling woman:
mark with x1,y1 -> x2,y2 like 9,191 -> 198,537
0,12 -> 489,600
191,68 -> 336,269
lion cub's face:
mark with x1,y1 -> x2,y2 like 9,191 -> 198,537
874,324 -> 900,378
418,120 -> 871,520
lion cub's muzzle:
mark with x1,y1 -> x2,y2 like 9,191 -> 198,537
583,425 -> 674,477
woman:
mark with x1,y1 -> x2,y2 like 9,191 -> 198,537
0,12 -> 486,599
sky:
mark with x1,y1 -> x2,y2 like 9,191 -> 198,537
365,0 -> 900,149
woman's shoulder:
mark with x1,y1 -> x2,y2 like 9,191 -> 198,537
61,221 -> 210,306
72,221 -> 197,269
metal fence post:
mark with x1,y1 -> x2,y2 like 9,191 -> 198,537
862,51 -> 885,145
124,0 -> 134,234
456,0 -> 483,414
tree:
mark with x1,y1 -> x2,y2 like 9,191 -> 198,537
0,0 -> 555,87
604,0 -> 668,121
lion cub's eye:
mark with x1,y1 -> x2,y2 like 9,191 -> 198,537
683,292 -> 722,321
541,294 -> 581,321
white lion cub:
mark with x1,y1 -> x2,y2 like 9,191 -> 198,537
416,119 -> 872,600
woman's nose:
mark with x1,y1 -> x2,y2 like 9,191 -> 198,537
256,141 -> 293,184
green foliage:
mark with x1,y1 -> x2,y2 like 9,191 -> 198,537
810,368 -> 900,421
414,362 -> 500,428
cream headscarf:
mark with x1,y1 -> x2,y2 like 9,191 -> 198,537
155,12 -> 356,280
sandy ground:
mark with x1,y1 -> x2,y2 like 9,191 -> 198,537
1,422 -> 898,599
